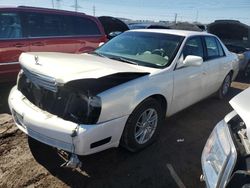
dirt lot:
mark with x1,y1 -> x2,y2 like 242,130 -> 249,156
0,77 -> 249,188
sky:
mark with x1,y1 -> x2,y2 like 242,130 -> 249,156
1,0 -> 250,25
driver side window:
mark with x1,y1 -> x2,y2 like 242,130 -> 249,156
182,37 -> 204,59
176,36 -> 204,69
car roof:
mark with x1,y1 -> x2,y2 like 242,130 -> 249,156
0,6 -> 86,15
128,29 -> 214,37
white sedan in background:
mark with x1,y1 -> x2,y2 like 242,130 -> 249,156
9,29 -> 239,164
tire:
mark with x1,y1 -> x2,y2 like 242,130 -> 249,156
120,98 -> 164,152
217,73 -> 232,99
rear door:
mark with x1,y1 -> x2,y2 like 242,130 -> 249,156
202,36 -> 228,96
0,11 -> 29,82
24,11 -> 77,53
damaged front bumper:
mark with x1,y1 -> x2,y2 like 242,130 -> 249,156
9,86 -> 129,156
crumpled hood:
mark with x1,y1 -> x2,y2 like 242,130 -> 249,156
229,87 -> 250,139
19,52 -> 155,83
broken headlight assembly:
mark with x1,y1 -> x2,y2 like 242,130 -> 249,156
63,92 -> 102,124
201,121 -> 237,188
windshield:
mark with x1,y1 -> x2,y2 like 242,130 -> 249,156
95,31 -> 184,68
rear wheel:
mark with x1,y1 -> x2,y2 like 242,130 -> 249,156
121,98 -> 164,152
217,73 -> 232,99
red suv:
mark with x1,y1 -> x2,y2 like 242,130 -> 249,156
0,6 -> 107,83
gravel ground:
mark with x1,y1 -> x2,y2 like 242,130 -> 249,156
0,77 -> 249,188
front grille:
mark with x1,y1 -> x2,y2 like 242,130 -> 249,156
22,68 -> 58,92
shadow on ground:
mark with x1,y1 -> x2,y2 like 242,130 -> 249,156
235,72 -> 250,84
0,82 -> 15,113
28,86 -> 244,188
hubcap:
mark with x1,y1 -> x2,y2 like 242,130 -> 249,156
222,75 -> 231,95
134,108 -> 158,144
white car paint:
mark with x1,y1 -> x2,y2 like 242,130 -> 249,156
9,29 -> 239,155
19,52 -> 157,84
201,87 -> 250,188
229,87 -> 250,139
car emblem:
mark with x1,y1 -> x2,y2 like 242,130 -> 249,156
34,56 -> 41,65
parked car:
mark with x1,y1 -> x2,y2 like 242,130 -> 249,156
98,16 -> 129,39
128,23 -> 170,29
9,29 -> 239,166
225,44 -> 250,76
169,22 -> 202,32
0,6 -> 107,83
201,87 -> 250,188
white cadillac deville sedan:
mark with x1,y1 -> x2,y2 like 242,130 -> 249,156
9,30 -> 239,157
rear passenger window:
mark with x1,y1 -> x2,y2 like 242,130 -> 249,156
25,12 -> 67,37
70,16 -> 101,35
204,36 -> 220,59
0,12 -> 22,39
215,39 -> 225,57
24,12 -> 100,37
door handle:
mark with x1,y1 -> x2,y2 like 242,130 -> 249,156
15,43 -> 25,48
202,71 -> 207,75
80,41 -> 86,46
32,42 -> 44,46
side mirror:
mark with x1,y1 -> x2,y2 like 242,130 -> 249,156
108,31 -> 122,40
183,55 -> 203,67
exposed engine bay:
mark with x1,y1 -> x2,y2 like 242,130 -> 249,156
17,68 -> 148,124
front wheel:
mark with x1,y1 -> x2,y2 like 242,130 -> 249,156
120,98 -> 164,152
217,73 -> 232,99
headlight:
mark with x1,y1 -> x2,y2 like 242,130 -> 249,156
65,93 -> 102,124
201,121 -> 237,188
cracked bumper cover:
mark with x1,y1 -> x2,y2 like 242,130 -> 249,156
8,86 -> 128,156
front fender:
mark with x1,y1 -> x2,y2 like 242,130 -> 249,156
98,72 -> 173,123
132,87 -> 166,112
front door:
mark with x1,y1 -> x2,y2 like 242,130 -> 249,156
169,36 -> 206,115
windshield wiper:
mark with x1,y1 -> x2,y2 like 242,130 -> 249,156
109,56 -> 138,65
89,51 -> 107,58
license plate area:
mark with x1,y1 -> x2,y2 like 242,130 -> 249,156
13,110 -> 26,129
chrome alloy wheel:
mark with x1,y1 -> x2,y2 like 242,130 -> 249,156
134,108 -> 158,144
222,75 -> 231,96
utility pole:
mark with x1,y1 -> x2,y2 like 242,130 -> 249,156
75,0 -> 78,12
93,5 -> 96,16
51,0 -> 54,8
56,0 -> 60,9
195,10 -> 199,22
174,13 -> 177,24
